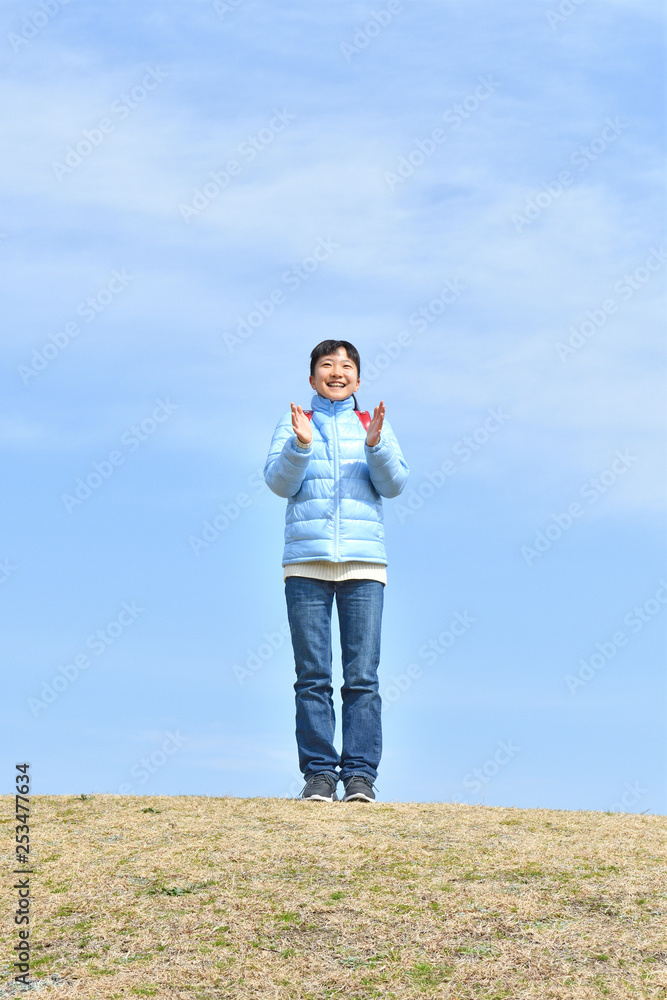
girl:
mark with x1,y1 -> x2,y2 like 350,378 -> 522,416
263,340 -> 409,802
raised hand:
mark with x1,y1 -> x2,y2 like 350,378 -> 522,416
290,402 -> 312,446
366,400 -> 385,447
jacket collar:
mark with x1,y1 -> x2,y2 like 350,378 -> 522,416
310,392 -> 356,415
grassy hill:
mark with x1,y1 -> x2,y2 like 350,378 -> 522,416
1,796 -> 665,999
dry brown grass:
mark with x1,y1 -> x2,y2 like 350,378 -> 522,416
1,795 -> 665,999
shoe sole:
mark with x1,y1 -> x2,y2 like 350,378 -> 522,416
342,792 -> 375,803
301,794 -> 337,802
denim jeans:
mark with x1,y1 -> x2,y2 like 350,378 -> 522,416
284,576 -> 384,783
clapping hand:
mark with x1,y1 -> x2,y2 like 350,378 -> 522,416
290,402 -> 312,446
366,401 -> 385,447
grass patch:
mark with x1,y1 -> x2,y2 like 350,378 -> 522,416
146,880 -> 211,896
273,910 -> 301,924
407,960 -> 454,987
0,794 -> 662,999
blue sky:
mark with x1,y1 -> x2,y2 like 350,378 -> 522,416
2,0 -> 665,813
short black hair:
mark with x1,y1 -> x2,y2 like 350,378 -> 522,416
310,340 -> 360,376
309,340 -> 361,409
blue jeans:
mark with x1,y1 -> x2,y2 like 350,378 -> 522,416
284,577 -> 384,783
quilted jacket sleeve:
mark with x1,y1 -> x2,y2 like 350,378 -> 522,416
263,412 -> 313,498
364,417 -> 409,498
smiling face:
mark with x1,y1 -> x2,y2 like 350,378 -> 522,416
309,347 -> 361,401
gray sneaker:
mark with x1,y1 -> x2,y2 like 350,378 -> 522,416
300,771 -> 338,802
342,775 -> 376,802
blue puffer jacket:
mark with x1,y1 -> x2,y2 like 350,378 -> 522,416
264,393 -> 409,565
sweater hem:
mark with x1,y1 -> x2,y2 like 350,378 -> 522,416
283,559 -> 387,585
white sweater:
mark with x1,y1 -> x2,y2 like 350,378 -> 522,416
283,560 -> 387,584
